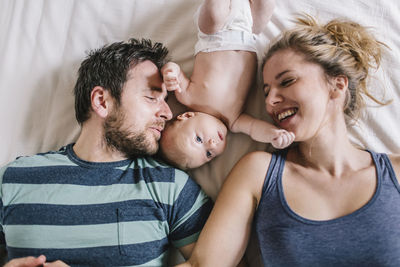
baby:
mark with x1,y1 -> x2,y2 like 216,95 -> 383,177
160,0 -> 295,170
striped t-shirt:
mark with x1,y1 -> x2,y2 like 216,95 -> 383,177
0,144 -> 213,266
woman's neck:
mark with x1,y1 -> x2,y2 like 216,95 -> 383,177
292,118 -> 368,178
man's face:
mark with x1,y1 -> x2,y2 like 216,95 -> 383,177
104,60 -> 172,158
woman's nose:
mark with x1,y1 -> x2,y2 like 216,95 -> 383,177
265,88 -> 282,107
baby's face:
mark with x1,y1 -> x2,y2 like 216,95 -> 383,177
162,112 -> 227,169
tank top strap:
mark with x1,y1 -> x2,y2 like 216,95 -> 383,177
261,149 -> 289,196
368,150 -> 400,193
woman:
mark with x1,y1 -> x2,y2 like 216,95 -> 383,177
178,15 -> 400,266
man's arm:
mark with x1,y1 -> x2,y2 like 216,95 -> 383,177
3,255 -> 46,267
3,256 -> 70,267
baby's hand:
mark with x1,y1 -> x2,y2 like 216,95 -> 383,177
161,62 -> 182,93
271,130 -> 295,149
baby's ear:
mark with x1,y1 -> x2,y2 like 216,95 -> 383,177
177,111 -> 195,120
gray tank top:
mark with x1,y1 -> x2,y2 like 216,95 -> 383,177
254,149 -> 400,266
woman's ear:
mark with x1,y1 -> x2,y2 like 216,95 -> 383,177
91,86 -> 113,118
177,111 -> 195,121
330,75 -> 348,99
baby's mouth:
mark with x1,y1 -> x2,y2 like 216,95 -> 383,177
218,132 -> 224,141
277,108 -> 298,122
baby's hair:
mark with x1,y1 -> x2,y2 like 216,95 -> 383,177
264,14 -> 390,120
159,118 -> 189,170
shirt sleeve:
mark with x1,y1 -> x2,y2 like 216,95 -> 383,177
167,170 -> 213,248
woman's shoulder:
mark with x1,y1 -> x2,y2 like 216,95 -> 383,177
223,150 -> 273,203
228,150 -> 273,186
235,150 -> 273,170
387,153 -> 400,180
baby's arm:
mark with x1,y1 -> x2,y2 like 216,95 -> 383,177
231,113 -> 295,149
161,62 -> 190,94
162,61 -> 196,107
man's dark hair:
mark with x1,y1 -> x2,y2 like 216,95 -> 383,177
73,38 -> 169,124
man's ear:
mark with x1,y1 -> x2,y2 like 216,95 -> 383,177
330,75 -> 348,99
176,111 -> 195,121
91,86 -> 113,118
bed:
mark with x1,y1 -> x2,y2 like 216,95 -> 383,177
1,0 -> 399,265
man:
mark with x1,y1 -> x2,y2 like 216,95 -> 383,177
0,38 -> 213,266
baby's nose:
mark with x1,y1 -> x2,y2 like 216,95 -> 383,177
208,138 -> 217,147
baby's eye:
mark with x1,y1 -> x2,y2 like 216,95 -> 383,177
196,136 -> 203,143
281,78 -> 295,87
206,151 -> 212,158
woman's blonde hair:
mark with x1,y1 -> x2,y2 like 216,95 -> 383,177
264,14 -> 388,120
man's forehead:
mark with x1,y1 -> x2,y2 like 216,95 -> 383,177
127,61 -> 164,90
128,60 -> 160,79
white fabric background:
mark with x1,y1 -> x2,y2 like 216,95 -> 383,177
1,0 -> 399,263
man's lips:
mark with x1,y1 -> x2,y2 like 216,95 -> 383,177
149,123 -> 165,137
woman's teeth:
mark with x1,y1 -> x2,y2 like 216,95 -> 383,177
278,108 -> 297,121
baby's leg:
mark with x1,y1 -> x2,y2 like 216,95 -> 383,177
249,0 -> 276,34
198,0 -> 231,34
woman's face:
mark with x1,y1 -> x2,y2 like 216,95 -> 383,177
263,49 -> 334,141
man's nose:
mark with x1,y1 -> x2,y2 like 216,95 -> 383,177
158,100 -> 173,121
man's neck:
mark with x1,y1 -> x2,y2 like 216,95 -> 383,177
73,123 -> 126,163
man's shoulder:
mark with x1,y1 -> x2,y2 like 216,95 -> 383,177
0,145 -> 70,191
138,156 -> 205,197
4,145 -> 70,169
138,156 -> 190,180
133,156 -> 196,195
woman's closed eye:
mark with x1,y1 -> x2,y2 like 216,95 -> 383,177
263,85 -> 271,97
281,78 -> 296,87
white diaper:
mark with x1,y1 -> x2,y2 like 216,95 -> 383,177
194,0 -> 257,55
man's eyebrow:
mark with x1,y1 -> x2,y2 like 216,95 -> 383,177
149,86 -> 168,100
264,70 -> 292,89
150,86 -> 162,92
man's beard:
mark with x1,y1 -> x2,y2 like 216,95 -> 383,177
104,107 -> 159,159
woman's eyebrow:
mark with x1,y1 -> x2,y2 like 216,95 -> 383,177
275,70 -> 291,80
263,70 -> 292,89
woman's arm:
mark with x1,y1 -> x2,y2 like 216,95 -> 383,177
388,154 -> 400,185
177,151 -> 271,267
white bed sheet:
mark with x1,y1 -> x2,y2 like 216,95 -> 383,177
1,0 -> 399,264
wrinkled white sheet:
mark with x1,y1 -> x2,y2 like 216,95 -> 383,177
1,0 -> 399,263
